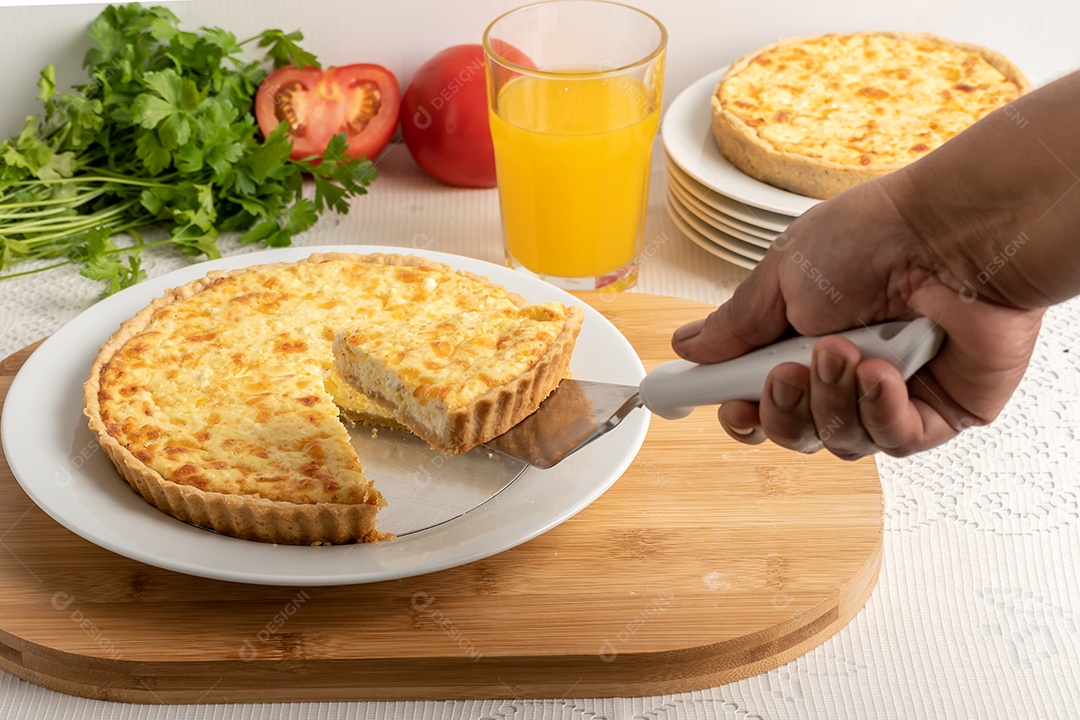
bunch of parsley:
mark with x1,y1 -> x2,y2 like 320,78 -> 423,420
0,3 -> 376,295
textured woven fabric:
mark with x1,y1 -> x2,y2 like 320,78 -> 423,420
1,146 -> 1078,719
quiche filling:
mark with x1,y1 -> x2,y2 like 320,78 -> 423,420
333,303 -> 584,455
711,32 -> 1029,198
84,253 -> 573,545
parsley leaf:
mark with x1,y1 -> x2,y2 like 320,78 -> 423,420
257,29 -> 321,69
73,229 -> 148,298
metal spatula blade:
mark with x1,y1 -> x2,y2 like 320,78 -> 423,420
483,318 -> 945,468
483,380 -> 643,469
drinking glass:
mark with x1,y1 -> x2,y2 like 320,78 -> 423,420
483,1 -> 667,291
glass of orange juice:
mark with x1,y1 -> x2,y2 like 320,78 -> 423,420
483,1 -> 666,291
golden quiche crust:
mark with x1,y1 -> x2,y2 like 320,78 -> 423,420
711,32 -> 1030,199
83,252 -> 565,545
333,303 -> 584,456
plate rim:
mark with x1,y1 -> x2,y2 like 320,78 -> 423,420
666,187 -> 766,262
661,66 -> 821,217
667,177 -> 774,248
665,202 -> 757,270
1,245 -> 650,586
663,154 -> 792,232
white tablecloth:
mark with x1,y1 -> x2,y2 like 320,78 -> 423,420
1,144 -> 1078,719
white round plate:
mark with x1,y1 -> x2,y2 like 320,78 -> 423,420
661,66 -> 821,217
665,198 -> 757,271
1,245 -> 649,586
666,188 -> 766,264
668,177 -> 774,248
664,155 -> 792,233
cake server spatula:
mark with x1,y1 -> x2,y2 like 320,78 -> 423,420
483,318 -> 945,468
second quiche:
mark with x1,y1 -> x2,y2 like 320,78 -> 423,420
711,32 -> 1030,199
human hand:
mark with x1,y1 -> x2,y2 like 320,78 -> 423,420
670,177 -> 1044,459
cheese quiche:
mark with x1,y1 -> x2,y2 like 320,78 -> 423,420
84,253 -> 576,545
333,303 -> 583,456
711,32 -> 1030,199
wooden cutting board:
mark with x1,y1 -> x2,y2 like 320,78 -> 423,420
0,292 -> 882,703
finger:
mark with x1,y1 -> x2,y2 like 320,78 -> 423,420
672,252 -> 789,364
758,362 -> 822,453
718,401 -> 766,445
809,336 -> 877,460
856,359 -> 957,456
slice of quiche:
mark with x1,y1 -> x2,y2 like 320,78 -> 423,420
84,253 -> 537,545
333,303 -> 584,456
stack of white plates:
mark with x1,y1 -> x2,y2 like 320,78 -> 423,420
660,67 -> 821,269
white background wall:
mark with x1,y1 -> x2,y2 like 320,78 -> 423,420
1,0 -> 1078,139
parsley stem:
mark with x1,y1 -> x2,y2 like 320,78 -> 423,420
0,205 -> 73,221
0,260 -> 75,279
0,188 -> 109,217
0,218 -> 155,277
3,199 -> 138,234
7,216 -> 150,248
5,175 -> 169,189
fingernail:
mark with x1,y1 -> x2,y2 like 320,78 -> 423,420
672,318 -> 705,344
728,424 -> 755,436
771,379 -> 804,410
816,351 -> 845,385
858,373 -> 881,401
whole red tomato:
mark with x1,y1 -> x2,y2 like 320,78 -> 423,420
400,45 -> 497,188
255,64 -> 400,161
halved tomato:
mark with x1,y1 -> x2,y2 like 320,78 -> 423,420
255,64 -> 400,161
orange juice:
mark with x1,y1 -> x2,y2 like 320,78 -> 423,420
489,74 -> 659,283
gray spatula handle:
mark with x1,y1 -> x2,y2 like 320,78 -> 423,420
638,318 -> 945,420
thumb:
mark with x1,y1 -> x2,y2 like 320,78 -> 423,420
672,253 -> 790,363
